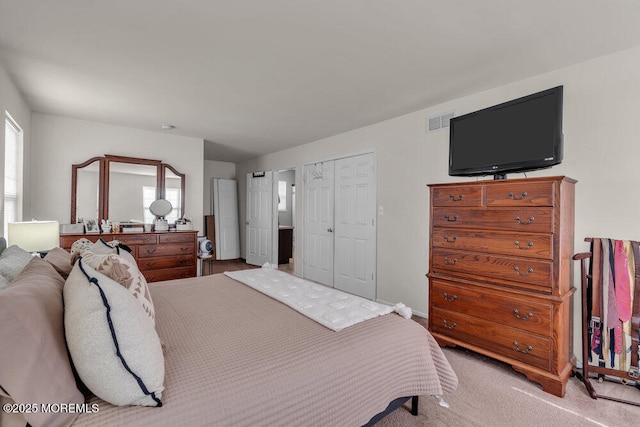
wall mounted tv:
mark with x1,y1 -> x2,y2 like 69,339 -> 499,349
448,85 -> 563,180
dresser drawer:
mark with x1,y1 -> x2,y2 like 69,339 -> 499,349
432,207 -> 554,233
159,232 -> 196,244
138,243 -> 195,258
431,228 -> 553,260
117,234 -> 158,245
143,267 -> 195,283
432,248 -> 553,290
431,186 -> 483,207
486,181 -> 555,207
430,279 -> 553,336
430,307 -> 552,371
138,255 -> 195,271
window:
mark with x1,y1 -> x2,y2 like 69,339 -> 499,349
278,181 -> 287,211
4,113 -> 22,238
143,186 -> 181,224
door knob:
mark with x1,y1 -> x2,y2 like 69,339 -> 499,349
327,228 -> 333,233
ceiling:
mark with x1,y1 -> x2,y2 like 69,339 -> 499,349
2,1 -> 640,163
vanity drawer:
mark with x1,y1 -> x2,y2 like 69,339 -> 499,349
432,207 -> 554,233
138,255 -> 195,271
431,186 -> 483,207
138,243 -> 195,258
431,248 -> 553,290
431,228 -> 553,260
430,307 -> 552,371
430,279 -> 552,336
486,181 -> 555,207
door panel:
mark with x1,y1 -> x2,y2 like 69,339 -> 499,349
303,162 -> 334,285
212,178 -> 240,260
333,153 -> 376,299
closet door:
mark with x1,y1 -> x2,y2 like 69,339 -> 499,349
212,178 -> 240,260
333,153 -> 377,300
303,162 -> 335,286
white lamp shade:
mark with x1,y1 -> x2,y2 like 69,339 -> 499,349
8,221 -> 60,253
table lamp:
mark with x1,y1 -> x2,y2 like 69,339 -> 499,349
8,220 -> 60,256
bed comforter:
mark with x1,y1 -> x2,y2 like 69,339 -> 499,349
72,273 -> 457,426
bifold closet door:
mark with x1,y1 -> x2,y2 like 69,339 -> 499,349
333,153 -> 376,300
303,161 -> 335,286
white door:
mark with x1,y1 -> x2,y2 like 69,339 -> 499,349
212,178 -> 240,260
302,162 -> 335,286
246,172 -> 274,266
333,153 -> 377,299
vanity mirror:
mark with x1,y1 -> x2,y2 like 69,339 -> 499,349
71,154 -> 186,226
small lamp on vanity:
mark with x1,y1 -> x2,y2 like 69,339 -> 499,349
8,220 -> 60,257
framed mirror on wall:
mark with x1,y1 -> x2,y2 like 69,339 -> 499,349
71,154 -> 186,227
71,157 -> 104,224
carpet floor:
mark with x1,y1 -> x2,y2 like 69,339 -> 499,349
376,343 -> 639,426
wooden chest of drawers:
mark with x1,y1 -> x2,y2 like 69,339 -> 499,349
427,176 -> 576,397
60,231 -> 198,283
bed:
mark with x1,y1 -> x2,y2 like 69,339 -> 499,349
0,239 -> 457,426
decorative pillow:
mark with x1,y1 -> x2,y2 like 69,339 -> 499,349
0,257 -> 84,427
64,258 -> 164,407
44,247 -> 74,279
0,245 -> 33,284
92,238 -> 122,254
70,238 -> 94,264
79,251 -> 155,324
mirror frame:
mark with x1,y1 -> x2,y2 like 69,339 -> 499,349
161,163 -> 186,219
71,154 -> 186,226
71,157 -> 105,224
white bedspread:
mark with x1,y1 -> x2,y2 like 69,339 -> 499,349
225,264 -> 402,331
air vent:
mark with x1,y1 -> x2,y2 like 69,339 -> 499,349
427,111 -> 455,132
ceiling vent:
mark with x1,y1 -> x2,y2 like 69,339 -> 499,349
427,111 -> 455,132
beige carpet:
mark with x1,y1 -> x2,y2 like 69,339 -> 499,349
377,346 -> 639,426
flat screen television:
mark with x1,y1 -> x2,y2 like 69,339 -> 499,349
448,86 -> 563,180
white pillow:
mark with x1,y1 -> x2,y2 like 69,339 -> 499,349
80,251 -> 155,324
0,245 -> 34,284
64,258 -> 164,407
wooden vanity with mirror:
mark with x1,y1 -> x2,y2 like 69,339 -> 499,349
65,154 -> 197,282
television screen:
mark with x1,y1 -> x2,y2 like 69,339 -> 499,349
448,86 -> 563,179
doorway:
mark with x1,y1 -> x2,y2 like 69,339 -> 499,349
277,168 -> 296,273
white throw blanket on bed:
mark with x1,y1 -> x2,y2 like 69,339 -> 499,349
225,263 -> 411,331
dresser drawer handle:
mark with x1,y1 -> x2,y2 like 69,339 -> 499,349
514,266 -> 533,276
179,258 -> 188,264
444,215 -> 458,222
146,248 -> 157,255
514,216 -> 534,225
442,293 -> 457,302
145,261 -> 157,268
508,191 -> 527,200
180,247 -> 190,252
444,257 -> 457,265
443,320 -> 457,330
513,309 -> 533,320
514,240 -> 533,250
449,194 -> 463,202
444,235 -> 457,243
513,341 -> 533,354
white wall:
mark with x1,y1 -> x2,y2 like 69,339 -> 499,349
28,114 -> 205,233
0,63 -> 32,232
203,159 -> 236,216
237,44 -> 640,361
